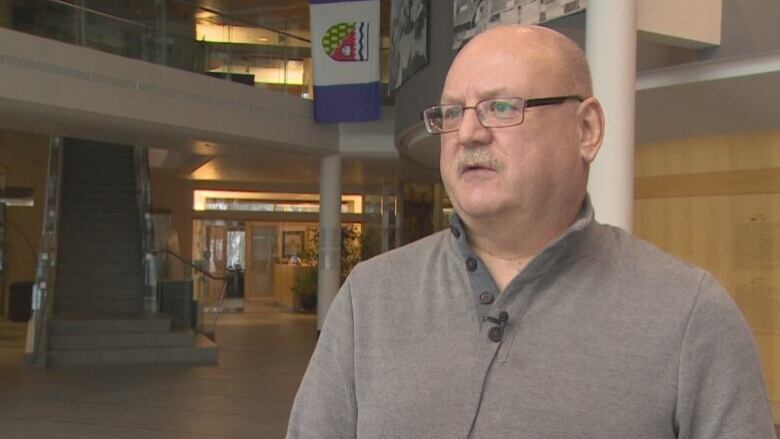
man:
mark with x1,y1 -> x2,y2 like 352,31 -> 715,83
287,25 -> 775,438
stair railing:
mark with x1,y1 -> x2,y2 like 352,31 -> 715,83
134,146 -> 157,314
26,136 -> 64,367
151,248 -> 234,340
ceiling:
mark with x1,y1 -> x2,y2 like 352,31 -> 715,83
151,143 -> 440,189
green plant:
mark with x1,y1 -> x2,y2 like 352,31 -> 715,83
292,225 -> 374,312
292,265 -> 318,312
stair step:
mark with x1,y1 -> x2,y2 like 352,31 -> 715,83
58,244 -> 141,253
49,328 -> 195,350
53,288 -> 145,303
50,315 -> 171,335
56,266 -> 143,277
46,335 -> 218,367
62,179 -> 136,187
58,231 -> 141,241
54,289 -> 146,301
62,173 -> 135,181
54,301 -> 145,316
60,211 -> 141,220
64,166 -> 133,172
60,197 -> 138,206
61,186 -> 137,194
62,197 -> 137,205
56,271 -> 143,282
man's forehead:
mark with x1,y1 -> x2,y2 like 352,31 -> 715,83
440,86 -> 516,104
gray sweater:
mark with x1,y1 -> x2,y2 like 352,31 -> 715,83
286,201 -> 775,438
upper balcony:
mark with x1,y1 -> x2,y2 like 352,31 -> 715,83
2,0 -> 392,101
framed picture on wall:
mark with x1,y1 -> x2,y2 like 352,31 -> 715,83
305,226 -> 318,252
389,0 -> 430,92
282,231 -> 305,258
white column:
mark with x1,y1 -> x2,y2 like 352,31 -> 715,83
585,0 -> 637,232
317,153 -> 342,331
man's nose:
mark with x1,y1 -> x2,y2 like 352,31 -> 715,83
457,108 -> 492,147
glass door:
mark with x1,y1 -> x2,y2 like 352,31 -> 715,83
246,224 -> 278,300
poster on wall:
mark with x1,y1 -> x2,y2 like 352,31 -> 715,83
389,0 -> 430,92
453,0 -> 586,49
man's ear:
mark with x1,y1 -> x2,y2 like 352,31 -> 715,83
575,97 -> 605,164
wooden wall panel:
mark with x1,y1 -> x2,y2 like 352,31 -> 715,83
636,129 -> 780,177
634,130 -> 780,421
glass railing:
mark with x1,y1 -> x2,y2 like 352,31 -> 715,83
134,146 -> 157,314
26,136 -> 63,367
5,0 -> 314,99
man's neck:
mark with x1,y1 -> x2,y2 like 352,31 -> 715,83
461,201 -> 583,293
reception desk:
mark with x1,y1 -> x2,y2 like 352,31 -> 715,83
273,263 -> 304,311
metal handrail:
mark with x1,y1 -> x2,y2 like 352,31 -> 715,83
151,248 -> 230,281
44,0 -> 150,29
152,248 -> 234,339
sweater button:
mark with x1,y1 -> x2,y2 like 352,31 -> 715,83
466,256 -> 477,272
450,226 -> 461,238
488,326 -> 503,343
478,291 -> 494,305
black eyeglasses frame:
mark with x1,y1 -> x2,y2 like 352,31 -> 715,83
420,95 -> 585,134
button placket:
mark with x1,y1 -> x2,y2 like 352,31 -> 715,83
485,311 -> 509,343
466,256 -> 477,272
488,326 -> 503,342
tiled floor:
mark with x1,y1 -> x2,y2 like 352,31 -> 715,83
0,299 -> 317,439
1,302 -> 778,438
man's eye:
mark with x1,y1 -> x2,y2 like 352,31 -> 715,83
490,100 -> 517,114
443,107 -> 463,119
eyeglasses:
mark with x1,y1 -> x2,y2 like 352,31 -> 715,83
421,95 -> 584,134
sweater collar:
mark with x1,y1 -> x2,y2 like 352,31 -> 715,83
448,195 -> 595,281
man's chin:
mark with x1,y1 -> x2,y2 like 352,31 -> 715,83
455,200 -> 504,220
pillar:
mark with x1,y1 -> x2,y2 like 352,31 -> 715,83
585,0 -> 637,232
317,153 -> 342,331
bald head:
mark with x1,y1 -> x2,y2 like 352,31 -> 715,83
449,25 -> 592,99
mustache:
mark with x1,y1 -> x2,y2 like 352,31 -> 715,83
455,148 -> 504,173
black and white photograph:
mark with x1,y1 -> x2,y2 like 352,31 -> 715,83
389,0 -> 429,92
453,0 -> 587,49
452,0 -> 488,49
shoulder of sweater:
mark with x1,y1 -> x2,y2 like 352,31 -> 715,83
589,222 -> 712,290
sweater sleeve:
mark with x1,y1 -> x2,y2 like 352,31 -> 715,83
674,273 -> 775,439
286,278 -> 358,439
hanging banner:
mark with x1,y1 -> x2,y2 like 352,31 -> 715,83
453,0 -> 587,49
310,0 -> 381,123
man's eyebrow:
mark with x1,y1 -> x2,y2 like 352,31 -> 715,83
440,88 -> 515,104
439,95 -> 461,105
480,88 -> 514,99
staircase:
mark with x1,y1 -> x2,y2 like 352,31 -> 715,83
47,138 -> 216,367
47,315 -> 216,367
